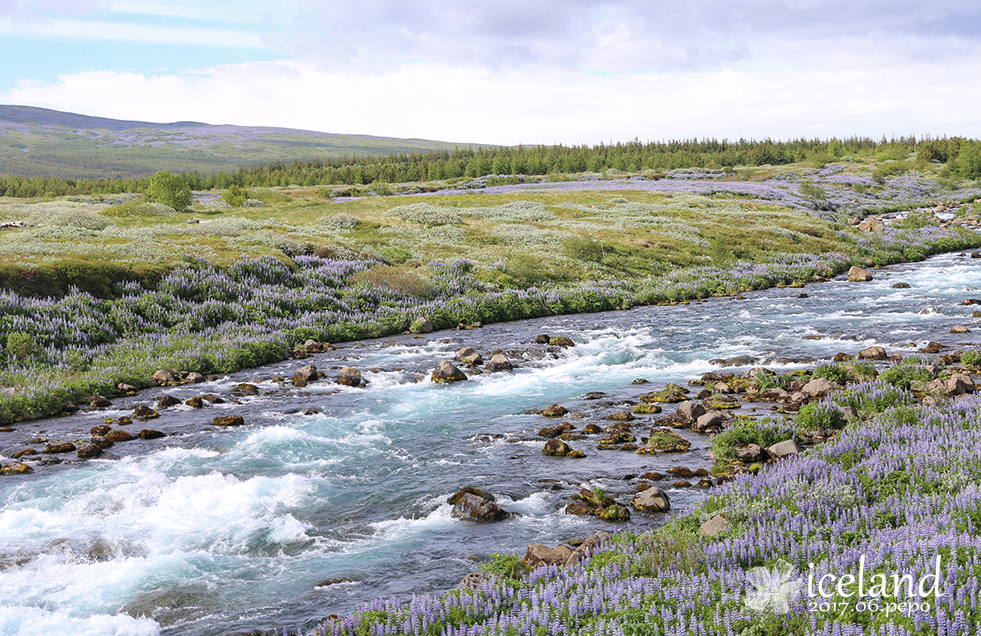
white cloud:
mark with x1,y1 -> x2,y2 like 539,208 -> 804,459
2,57 -> 979,145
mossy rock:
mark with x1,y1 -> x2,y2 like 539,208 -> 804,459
640,383 -> 690,403
704,395 -> 741,409
598,504 -> 631,522
549,336 -> 575,347
633,403 -> 663,414
637,429 -> 691,454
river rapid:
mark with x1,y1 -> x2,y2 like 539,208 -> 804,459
2,252 -> 981,636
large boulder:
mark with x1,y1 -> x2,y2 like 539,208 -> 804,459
947,373 -> 975,396
156,395 -> 181,408
485,354 -> 513,372
337,367 -> 362,387
801,378 -> 838,399
522,544 -> 574,569
451,492 -> 510,522
675,401 -> 706,423
44,440 -> 76,454
76,442 -> 102,458
565,531 -> 610,566
152,369 -> 176,385
212,415 -> 245,427
455,347 -> 483,365
857,346 -> 887,360
693,411 -> 725,433
847,266 -> 873,282
631,487 -> 670,512
432,360 -> 467,383
293,364 -> 318,387
735,443 -> 764,462
542,404 -> 568,417
699,515 -> 727,537
766,439 -> 800,459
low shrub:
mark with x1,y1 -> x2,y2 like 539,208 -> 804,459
795,401 -> 846,430
812,363 -> 849,385
479,553 -> 527,579
879,363 -> 934,390
710,419 -> 794,460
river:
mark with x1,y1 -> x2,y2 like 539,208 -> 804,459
1,251 -> 980,636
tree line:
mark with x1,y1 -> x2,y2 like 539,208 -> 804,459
0,135 -> 977,198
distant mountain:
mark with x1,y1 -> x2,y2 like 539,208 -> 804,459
0,105 -> 491,179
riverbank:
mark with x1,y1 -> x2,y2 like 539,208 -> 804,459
310,351 -> 981,636
0,223 -> 977,428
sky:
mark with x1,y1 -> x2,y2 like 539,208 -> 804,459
0,0 -> 979,145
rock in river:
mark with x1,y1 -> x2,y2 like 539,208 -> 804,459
337,367 -> 362,387
432,360 -> 467,383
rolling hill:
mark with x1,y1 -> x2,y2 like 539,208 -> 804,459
0,105 -> 490,179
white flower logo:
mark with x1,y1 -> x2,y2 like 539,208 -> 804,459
743,559 -> 802,614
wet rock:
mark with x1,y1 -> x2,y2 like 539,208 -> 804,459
91,435 -> 113,449
152,369 -> 176,385
583,423 -> 602,434
631,378 -> 650,384
703,394 -> 740,409
700,515 -> 727,537
118,416 -> 133,425
44,440 -> 76,454
667,466 -> 695,478
90,396 -> 112,408
337,367 -> 362,387
1,463 -> 32,475
231,383 -> 259,397
484,354 -> 513,372
534,334 -> 551,344
455,347 -> 483,365
632,403 -> 662,414
767,439 -> 800,459
758,388 -> 791,402
641,472 -> 663,481
293,364 -> 318,387
960,299 -> 981,306
299,407 -> 321,416
541,404 -> 568,417
450,491 -> 510,522
213,416 -> 245,427
600,431 -> 636,445
90,424 -> 112,436
637,429 -> 691,454
847,266 -> 873,282
951,325 -> 971,334
117,382 -> 137,393
410,317 -> 433,333
671,480 -> 692,488
675,401 -> 706,423
156,395 -> 181,408
583,391 -> 606,400
200,394 -> 224,404
432,360 -> 467,383
12,449 -> 36,458
631,487 -> 670,512
185,397 -> 204,408
542,439 -> 574,456
186,372 -> 206,383
549,337 -> 575,347
139,429 -> 166,440
133,405 -> 159,419
857,346 -> 887,360
77,442 -> 102,458
693,411 -> 725,433
539,423 -> 574,437
106,430 -> 136,442
606,410 -> 634,421
522,543 -> 574,569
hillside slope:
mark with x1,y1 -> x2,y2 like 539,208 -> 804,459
0,105 -> 489,179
